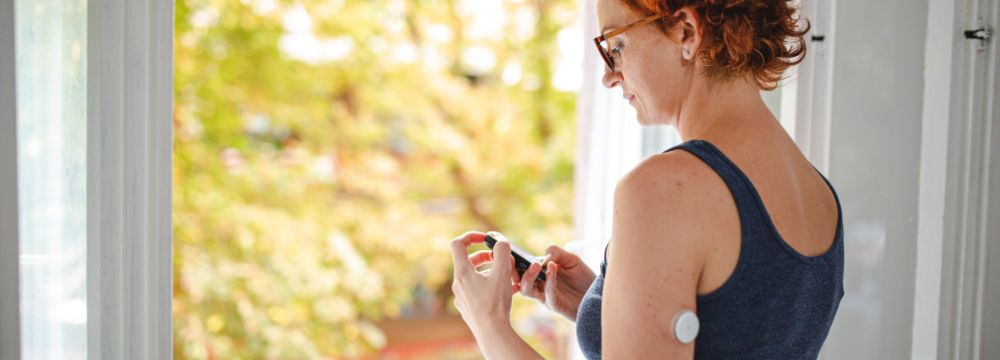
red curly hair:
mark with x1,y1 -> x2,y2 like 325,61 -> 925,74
621,0 -> 809,90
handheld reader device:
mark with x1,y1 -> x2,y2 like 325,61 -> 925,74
484,231 -> 547,282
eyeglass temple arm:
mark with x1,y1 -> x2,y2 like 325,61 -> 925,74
601,13 -> 666,41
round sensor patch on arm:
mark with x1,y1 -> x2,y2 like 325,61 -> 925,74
672,310 -> 700,344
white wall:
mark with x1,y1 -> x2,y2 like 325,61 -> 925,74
819,0 -> 930,358
817,0 -> 1000,357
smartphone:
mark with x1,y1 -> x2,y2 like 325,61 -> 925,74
484,231 -> 547,282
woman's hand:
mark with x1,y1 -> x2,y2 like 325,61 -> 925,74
449,231 -> 516,339
513,245 -> 597,321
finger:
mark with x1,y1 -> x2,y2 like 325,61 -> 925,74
510,256 -> 523,284
545,245 -> 583,271
468,250 -> 494,267
453,231 -> 487,248
544,245 -> 563,258
539,253 -> 553,267
544,262 -> 559,304
450,238 -> 474,273
449,232 -> 488,273
520,262 -> 542,297
491,240 -> 513,279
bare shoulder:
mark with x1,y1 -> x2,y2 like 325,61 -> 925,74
614,149 -> 730,228
609,148 -> 734,276
618,150 -> 714,190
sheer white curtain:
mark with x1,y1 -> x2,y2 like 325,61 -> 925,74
15,0 -> 89,359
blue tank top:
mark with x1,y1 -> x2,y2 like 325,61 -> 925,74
575,139 -> 844,359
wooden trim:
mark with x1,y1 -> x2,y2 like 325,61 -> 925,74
87,0 -> 173,358
0,0 -> 22,357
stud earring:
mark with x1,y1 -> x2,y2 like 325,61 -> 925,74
683,48 -> 691,55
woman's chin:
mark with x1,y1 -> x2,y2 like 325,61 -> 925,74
630,101 -> 648,124
635,115 -> 650,126
633,109 -> 650,126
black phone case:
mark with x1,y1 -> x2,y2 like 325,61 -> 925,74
484,232 -> 547,282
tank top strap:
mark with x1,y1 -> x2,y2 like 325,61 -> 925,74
662,139 -> 771,229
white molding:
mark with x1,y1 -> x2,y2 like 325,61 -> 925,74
86,0 -> 173,358
0,0 -> 21,358
793,0 -> 835,173
983,24 -> 1000,356
936,0 -> 999,357
912,0 -> 958,358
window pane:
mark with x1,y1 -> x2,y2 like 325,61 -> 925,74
173,1 -> 578,358
16,0 -> 88,359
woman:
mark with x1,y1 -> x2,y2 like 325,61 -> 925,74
449,0 -> 844,358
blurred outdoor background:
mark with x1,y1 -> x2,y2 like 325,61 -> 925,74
171,0 -> 581,358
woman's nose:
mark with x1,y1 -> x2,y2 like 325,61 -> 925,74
601,67 -> 621,89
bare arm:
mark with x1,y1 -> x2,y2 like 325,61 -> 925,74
472,321 -> 545,360
601,153 -> 709,359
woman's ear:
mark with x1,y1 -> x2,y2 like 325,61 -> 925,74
672,7 -> 702,61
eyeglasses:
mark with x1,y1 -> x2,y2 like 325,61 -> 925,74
593,13 -> 668,72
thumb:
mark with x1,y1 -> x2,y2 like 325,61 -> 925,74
492,240 -> 513,279
544,245 -> 580,268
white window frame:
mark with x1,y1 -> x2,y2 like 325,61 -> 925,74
912,0 -> 960,357
1,0 -> 23,358
789,0 -> 836,173
86,0 -> 174,358
0,0 -> 174,358
930,0 -> 999,357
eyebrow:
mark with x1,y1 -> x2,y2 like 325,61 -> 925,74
599,24 -> 619,34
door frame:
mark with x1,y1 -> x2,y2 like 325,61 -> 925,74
792,0 -> 836,173
932,0 -> 999,357
0,0 -> 22,357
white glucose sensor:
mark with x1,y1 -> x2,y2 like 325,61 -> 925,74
673,310 -> 700,344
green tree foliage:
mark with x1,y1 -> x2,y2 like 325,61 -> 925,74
173,0 -> 578,358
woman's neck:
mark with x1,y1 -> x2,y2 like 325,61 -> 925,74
673,76 -> 773,142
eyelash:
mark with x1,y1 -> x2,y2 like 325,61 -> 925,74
611,42 -> 624,55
